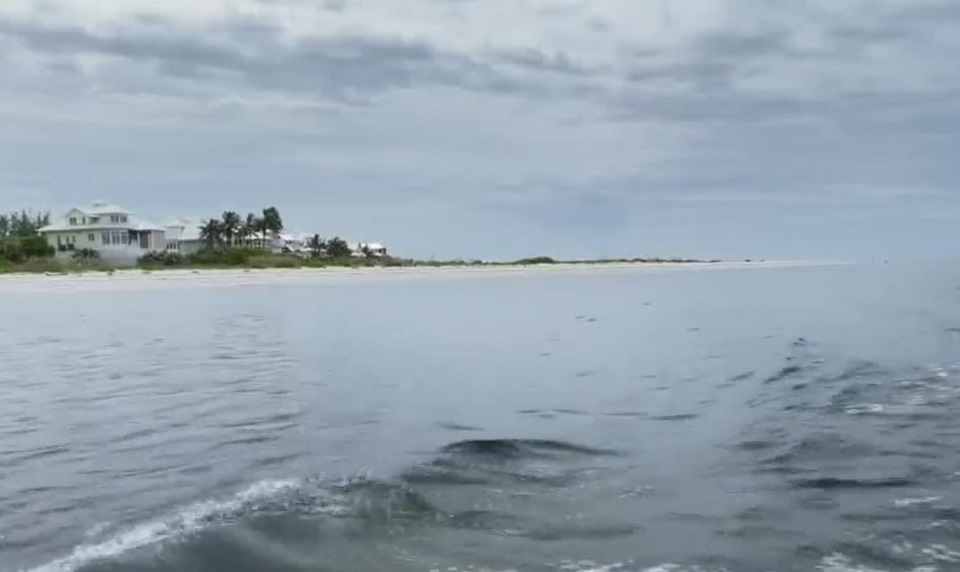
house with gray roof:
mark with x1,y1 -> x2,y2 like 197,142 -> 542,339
38,201 -> 166,265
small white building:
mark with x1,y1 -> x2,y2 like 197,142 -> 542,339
39,202 -> 166,265
351,241 -> 388,258
279,233 -> 307,253
163,219 -> 205,255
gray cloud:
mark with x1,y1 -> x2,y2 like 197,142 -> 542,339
0,0 -> 958,259
0,12 -> 604,104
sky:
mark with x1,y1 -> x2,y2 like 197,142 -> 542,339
0,0 -> 958,261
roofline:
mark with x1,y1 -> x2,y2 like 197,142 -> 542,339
39,225 -> 164,232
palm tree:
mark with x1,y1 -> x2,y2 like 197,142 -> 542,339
326,237 -> 351,259
199,219 -> 224,248
308,234 -> 326,258
262,207 -> 283,246
243,213 -> 258,248
252,216 -> 268,249
221,211 -> 241,247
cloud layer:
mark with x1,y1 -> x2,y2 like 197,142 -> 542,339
1,0 -> 958,259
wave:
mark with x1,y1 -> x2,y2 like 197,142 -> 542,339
401,438 -> 618,488
790,477 -> 917,491
438,438 -> 619,458
24,479 -> 301,572
24,438 -> 619,572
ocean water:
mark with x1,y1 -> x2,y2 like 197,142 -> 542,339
2,264 -> 960,572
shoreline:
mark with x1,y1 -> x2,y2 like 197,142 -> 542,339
0,260 -> 851,293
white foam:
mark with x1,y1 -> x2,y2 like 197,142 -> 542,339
894,496 -> 941,508
818,553 -> 938,572
845,404 -> 886,415
24,479 -> 299,572
920,544 -> 960,563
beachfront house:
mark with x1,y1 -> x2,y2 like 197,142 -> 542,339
163,219 -> 205,256
351,242 -> 388,258
242,232 -> 285,253
165,219 -> 290,254
38,202 -> 166,265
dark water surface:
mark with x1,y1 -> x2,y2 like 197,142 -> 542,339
3,264 -> 960,572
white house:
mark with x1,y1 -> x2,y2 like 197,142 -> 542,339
39,202 -> 166,265
163,219 -> 205,255
351,241 -> 388,258
165,219 -> 289,254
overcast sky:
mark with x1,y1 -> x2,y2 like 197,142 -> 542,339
1,0 -> 958,260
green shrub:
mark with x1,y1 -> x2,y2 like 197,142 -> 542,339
512,256 -> 557,265
246,254 -> 302,269
1,235 -> 54,263
187,248 -> 258,266
138,251 -> 184,267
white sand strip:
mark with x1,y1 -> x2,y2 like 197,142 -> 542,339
0,260 -> 850,295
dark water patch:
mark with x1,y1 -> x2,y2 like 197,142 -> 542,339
603,411 -> 647,419
444,508 -> 519,532
398,464 -> 490,486
440,439 -> 618,459
553,408 -> 589,416
108,427 -> 160,445
402,440 -> 618,489
730,371 -> 755,382
217,434 -> 280,447
402,458 -> 594,488
216,412 -> 300,429
763,365 -> 804,384
520,522 -> 640,541
0,445 -> 71,469
436,422 -> 483,432
735,439 -> 777,452
757,433 -> 878,470
790,477 -> 916,490
650,413 -> 698,422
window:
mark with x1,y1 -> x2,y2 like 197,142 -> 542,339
121,215 -> 128,223
102,230 -> 130,246
89,217 -> 99,224
109,214 -> 129,224
88,234 -> 95,242
69,217 -> 77,225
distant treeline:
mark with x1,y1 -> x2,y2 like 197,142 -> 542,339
0,210 -> 53,265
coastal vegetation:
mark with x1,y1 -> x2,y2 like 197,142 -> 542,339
197,207 -> 284,249
0,204 -> 719,275
0,211 -> 54,272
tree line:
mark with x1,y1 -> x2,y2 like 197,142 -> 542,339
194,207 -> 366,259
198,207 -> 283,248
0,210 -> 53,264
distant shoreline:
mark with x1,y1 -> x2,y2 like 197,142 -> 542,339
0,260 -> 851,293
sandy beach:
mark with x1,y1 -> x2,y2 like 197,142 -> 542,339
0,260 -> 849,294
